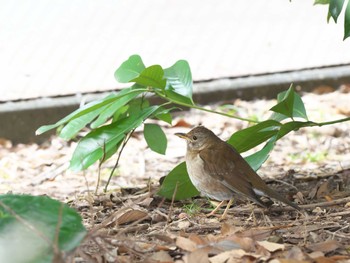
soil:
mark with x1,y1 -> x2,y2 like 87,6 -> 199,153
0,87 -> 350,262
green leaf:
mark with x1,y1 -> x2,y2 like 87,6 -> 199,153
144,124 -> 167,155
270,86 -> 295,118
59,107 -> 106,140
270,85 -> 308,120
0,194 -> 86,263
164,86 -> 194,106
70,106 -> 160,171
329,0 -> 345,23
164,60 -> 194,103
157,162 -> 199,200
344,0 -> 350,39
127,98 -> 150,117
131,65 -> 166,89
227,120 -> 281,153
90,88 -> 144,129
155,111 -> 172,124
244,137 -> 277,171
36,87 -> 147,136
114,54 -> 145,83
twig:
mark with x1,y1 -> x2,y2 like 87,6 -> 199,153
104,128 -> 135,192
269,179 -> 299,192
95,140 -> 107,194
224,196 -> 350,214
299,196 -> 350,209
167,181 -> 179,224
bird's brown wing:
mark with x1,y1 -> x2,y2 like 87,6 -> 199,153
199,142 -> 267,207
199,141 -> 301,211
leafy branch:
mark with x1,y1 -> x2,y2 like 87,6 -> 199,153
314,0 -> 350,40
36,55 -> 349,198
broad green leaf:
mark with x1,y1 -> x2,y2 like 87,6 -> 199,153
155,111 -> 172,124
0,195 -> 86,263
36,95 -> 117,135
270,86 -> 295,118
144,124 -> 167,155
60,107 -> 106,140
164,87 -> 194,106
344,0 -> 350,39
127,98 -> 150,117
227,120 -> 281,153
164,60 -> 194,103
329,0 -> 345,23
114,54 -> 145,83
100,139 -> 123,164
90,88 -> 144,129
270,85 -> 308,120
131,65 -> 166,89
152,106 -> 176,124
157,162 -> 199,200
70,106 -> 160,171
244,137 -> 277,171
36,87 -> 147,135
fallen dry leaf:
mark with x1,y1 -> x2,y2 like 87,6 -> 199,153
257,240 -> 285,252
306,240 -> 341,253
176,236 -> 198,252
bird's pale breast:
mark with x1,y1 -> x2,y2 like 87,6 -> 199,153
186,151 -> 233,201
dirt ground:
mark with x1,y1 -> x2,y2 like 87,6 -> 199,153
1,87 -> 350,262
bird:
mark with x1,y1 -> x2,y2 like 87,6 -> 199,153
175,126 -> 301,219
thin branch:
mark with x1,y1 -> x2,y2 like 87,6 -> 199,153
104,129 -> 135,192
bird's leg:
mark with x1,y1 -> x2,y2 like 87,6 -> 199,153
206,200 -> 226,217
220,198 -> 234,220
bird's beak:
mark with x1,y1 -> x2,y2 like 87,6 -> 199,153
175,132 -> 191,141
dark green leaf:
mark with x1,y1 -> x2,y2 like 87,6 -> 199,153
114,54 -> 145,83
329,0 -> 345,23
36,87 -> 147,136
227,120 -> 281,153
70,106 -> 160,171
270,85 -> 308,120
164,87 -> 194,106
0,194 -> 86,263
157,162 -> 199,200
344,0 -> 350,39
270,86 -> 295,118
127,98 -> 150,116
144,124 -> 167,155
155,112 -> 172,124
59,107 -> 106,140
90,88 -> 144,129
131,65 -> 166,89
244,137 -> 277,171
164,60 -> 194,103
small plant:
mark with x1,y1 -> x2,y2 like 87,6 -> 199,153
183,202 -> 202,217
36,54 -> 350,199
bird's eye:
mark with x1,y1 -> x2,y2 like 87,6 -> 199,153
192,135 -> 197,141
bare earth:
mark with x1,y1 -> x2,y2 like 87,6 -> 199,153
1,88 -> 350,262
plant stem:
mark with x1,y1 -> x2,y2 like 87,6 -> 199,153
315,117 -> 350,126
104,129 -> 135,192
154,91 -> 259,123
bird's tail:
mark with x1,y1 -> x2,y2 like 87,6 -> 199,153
254,187 -> 301,211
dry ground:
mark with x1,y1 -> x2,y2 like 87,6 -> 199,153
1,87 -> 350,262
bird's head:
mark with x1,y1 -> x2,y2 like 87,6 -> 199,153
175,126 -> 219,151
